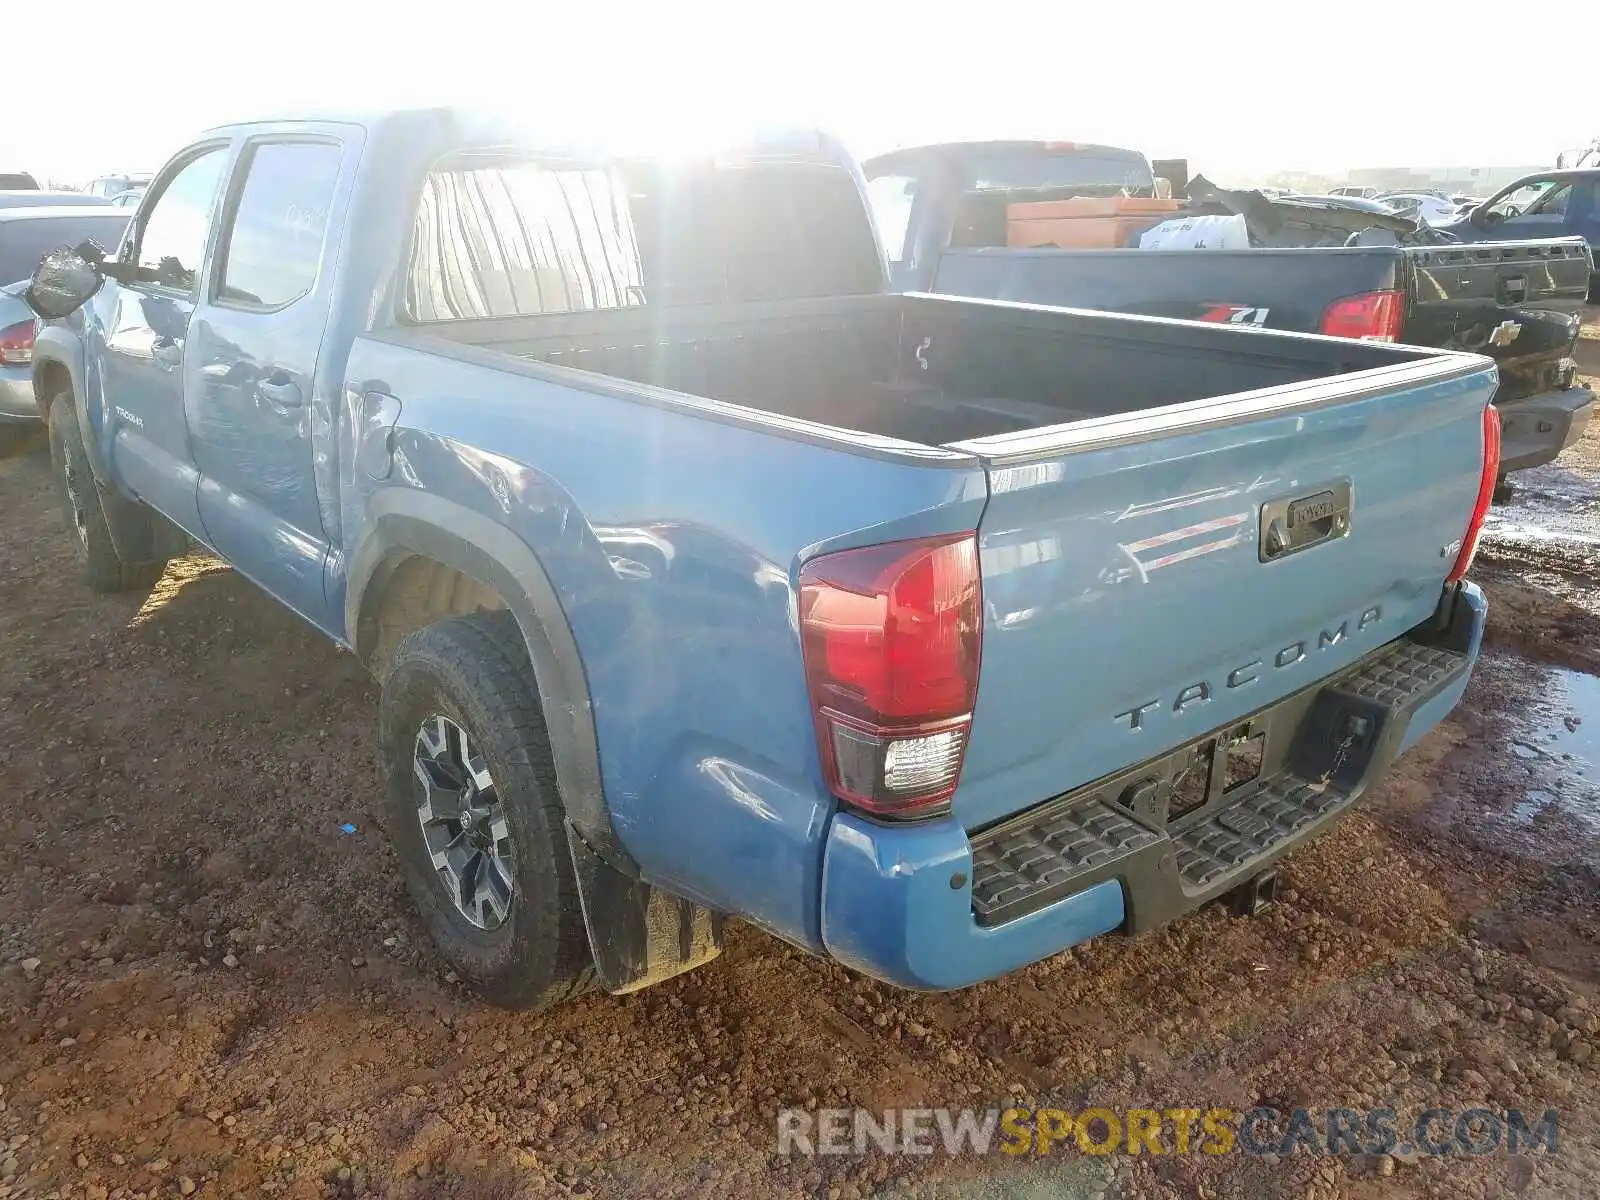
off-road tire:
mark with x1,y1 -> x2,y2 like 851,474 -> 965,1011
46,396 -> 163,593
379,611 -> 595,1011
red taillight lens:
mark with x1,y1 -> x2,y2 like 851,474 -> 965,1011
1446,403 -> 1502,584
799,532 -> 982,819
0,319 -> 34,365
1319,290 -> 1405,342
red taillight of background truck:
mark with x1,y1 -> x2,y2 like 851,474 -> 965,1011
799,532 -> 982,819
1319,289 -> 1405,342
1446,403 -> 1502,585
0,319 -> 35,365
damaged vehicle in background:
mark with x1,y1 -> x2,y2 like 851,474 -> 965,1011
1176,180 -> 1454,247
1434,169 -> 1600,299
865,139 -> 1594,495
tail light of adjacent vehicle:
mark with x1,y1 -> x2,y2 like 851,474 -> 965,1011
0,319 -> 34,365
1446,403 -> 1502,585
1319,289 -> 1405,342
799,532 -> 982,819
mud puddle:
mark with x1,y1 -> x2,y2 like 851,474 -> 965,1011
1493,654 -> 1600,836
1484,459 -> 1600,552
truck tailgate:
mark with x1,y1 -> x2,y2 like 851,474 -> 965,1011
1404,237 -> 1591,401
946,353 -> 1495,831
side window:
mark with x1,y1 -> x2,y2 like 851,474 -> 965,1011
135,149 -> 228,293
1574,182 -> 1600,222
1491,179 -> 1556,219
216,141 -> 343,309
865,173 -> 918,264
1527,183 -> 1572,217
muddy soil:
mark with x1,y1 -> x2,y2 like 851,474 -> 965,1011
3,312 -> 1600,1200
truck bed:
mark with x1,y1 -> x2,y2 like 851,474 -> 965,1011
417,292 -> 1415,449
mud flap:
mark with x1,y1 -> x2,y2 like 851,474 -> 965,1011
566,824 -> 725,994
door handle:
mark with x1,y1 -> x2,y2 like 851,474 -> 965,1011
1258,480 -> 1353,562
258,377 -> 303,409
151,338 -> 183,370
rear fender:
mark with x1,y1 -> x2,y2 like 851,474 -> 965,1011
345,491 -> 724,993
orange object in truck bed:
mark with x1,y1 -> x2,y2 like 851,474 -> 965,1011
1006,195 -> 1180,249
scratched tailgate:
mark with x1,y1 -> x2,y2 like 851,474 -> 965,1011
945,353 -> 1497,831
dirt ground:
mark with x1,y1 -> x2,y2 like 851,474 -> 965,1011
4,315 -> 1600,1200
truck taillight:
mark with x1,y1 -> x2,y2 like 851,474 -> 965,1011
1319,290 -> 1405,342
0,319 -> 34,365
799,532 -> 982,819
1446,403 -> 1502,584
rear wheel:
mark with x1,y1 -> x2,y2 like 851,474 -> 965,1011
379,611 -> 595,1011
46,396 -> 163,593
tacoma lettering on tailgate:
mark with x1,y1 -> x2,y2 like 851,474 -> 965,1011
1114,605 -> 1383,731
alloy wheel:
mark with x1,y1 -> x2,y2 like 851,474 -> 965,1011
413,713 -> 516,929
59,449 -> 88,550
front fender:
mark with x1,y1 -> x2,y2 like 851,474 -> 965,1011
30,326 -> 109,483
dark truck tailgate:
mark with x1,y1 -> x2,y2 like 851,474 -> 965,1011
1406,237 -> 1593,473
1403,237 -> 1591,401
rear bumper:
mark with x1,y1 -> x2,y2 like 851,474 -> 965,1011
1495,383 -> 1592,474
819,583 -> 1485,990
0,368 -> 39,423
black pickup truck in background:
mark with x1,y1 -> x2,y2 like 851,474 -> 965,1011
864,140 -> 1595,488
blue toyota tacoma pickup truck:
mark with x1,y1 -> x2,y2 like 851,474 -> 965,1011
24,109 -> 1498,1011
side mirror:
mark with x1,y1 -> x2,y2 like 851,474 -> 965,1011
25,240 -> 107,320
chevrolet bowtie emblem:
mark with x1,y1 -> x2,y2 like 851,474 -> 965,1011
1488,320 -> 1522,347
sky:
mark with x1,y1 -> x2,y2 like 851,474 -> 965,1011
11,0 -> 1597,185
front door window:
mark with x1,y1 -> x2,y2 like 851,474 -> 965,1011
135,150 -> 228,293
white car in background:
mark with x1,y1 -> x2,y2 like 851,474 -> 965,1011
84,172 -> 152,199
1381,192 -> 1464,226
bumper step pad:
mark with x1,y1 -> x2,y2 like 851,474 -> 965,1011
968,635 -> 1468,929
1333,641 -> 1464,707
972,800 -> 1160,924
1173,775 -> 1349,890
